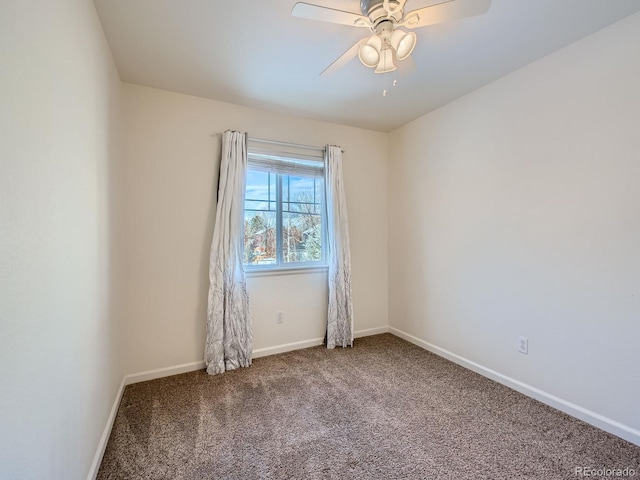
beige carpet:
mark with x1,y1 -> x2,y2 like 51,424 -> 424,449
98,334 -> 640,479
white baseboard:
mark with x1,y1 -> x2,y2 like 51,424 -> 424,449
119,326 -> 390,384
253,337 -> 325,358
124,360 -> 206,386
252,325 -> 390,359
389,327 -> 640,447
86,377 -> 126,480
354,326 -> 389,337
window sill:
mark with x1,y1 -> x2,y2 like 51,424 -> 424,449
245,265 -> 328,278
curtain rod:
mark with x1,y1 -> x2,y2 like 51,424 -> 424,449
249,137 -> 326,153
210,132 -> 344,153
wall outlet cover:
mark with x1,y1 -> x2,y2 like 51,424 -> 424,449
517,336 -> 528,354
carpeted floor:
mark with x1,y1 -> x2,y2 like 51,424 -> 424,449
97,334 -> 639,479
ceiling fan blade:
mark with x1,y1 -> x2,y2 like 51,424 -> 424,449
292,3 -> 372,28
401,0 -> 491,29
320,38 -> 368,76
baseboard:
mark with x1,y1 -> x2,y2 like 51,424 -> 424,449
354,325 -> 389,337
252,325 -> 389,359
86,377 -> 126,480
253,337 -> 325,358
389,327 -> 640,447
124,360 -> 206,386
121,328 -> 390,383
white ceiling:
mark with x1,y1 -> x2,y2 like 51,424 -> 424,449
94,0 -> 640,132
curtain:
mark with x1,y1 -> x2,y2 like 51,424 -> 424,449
205,131 -> 252,375
325,145 -> 354,348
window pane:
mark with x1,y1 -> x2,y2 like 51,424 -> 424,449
244,211 -> 276,265
270,173 -> 276,202
246,170 -> 271,202
245,169 -> 276,265
282,175 -> 323,263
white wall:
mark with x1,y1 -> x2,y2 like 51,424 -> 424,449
389,12 -> 640,441
121,83 -> 388,374
0,1 -> 124,479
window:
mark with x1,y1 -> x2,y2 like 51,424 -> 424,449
243,146 -> 326,269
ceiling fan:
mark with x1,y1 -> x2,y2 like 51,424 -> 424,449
292,0 -> 492,75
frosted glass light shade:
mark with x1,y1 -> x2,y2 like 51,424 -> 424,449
374,48 -> 396,73
390,30 -> 417,61
358,35 -> 382,68
359,45 -> 380,67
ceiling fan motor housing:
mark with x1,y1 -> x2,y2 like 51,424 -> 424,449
360,0 -> 403,25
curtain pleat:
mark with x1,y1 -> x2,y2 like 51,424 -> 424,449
205,131 -> 252,375
325,145 -> 354,348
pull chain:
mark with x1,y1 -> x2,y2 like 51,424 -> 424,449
383,50 -> 388,96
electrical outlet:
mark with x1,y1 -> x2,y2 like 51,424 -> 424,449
277,311 -> 284,324
517,336 -> 528,354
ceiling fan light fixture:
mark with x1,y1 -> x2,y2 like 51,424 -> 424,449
391,29 -> 417,61
358,34 -> 382,68
374,47 -> 396,73
358,45 -> 380,67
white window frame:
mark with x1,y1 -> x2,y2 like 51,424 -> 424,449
244,141 -> 327,274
